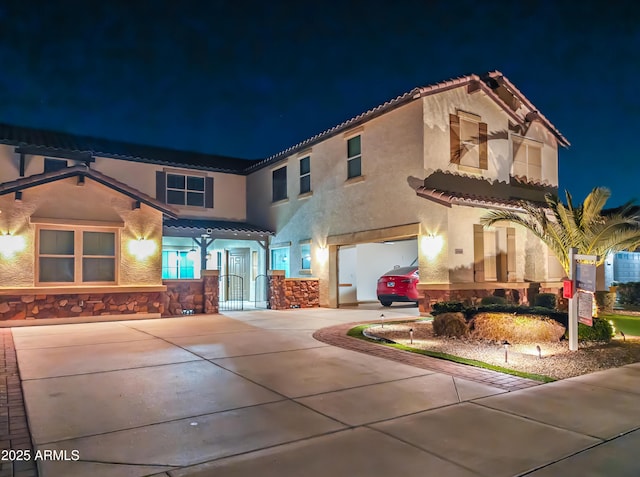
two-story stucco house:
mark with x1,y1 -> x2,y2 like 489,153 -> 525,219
0,71 -> 569,320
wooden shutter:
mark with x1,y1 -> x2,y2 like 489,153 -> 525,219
473,224 -> 485,282
156,171 -> 166,203
507,227 -> 516,281
205,177 -> 214,208
449,114 -> 461,164
478,122 -> 488,169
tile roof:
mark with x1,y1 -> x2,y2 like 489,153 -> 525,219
0,71 -> 569,176
0,123 -> 258,174
416,187 -> 530,211
163,218 -> 273,237
248,71 -> 570,171
0,165 -> 178,217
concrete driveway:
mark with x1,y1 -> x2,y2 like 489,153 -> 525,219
12,307 -> 640,477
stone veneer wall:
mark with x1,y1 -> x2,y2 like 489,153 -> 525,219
268,270 -> 320,310
0,270 -> 220,321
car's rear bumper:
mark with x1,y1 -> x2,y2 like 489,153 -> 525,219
377,294 -> 418,303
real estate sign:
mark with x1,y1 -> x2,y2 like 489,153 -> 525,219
576,261 -> 596,292
577,291 -> 593,327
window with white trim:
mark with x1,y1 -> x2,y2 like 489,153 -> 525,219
299,156 -> 311,194
512,136 -> 542,181
270,246 -> 290,277
300,241 -> 311,271
37,227 -> 117,284
347,135 -> 362,179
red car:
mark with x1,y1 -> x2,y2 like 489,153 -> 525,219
376,266 -> 419,307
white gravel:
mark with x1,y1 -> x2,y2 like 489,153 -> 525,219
369,321 -> 640,380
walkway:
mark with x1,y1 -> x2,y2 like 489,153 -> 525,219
314,321 -> 541,391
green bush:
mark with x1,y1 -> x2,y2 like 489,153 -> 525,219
433,312 -> 469,338
577,318 -> 614,342
594,291 -> 616,314
534,293 -> 557,309
471,312 -> 565,343
480,296 -> 507,305
431,301 -> 465,315
616,282 -> 640,306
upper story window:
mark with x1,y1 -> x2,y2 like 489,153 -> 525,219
156,171 -> 213,208
44,158 -> 68,173
347,135 -> 362,179
272,166 -> 288,202
450,112 -> 488,170
512,136 -> 542,181
37,227 -> 117,285
299,156 -> 311,194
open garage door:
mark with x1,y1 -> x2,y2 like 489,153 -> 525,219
338,238 -> 418,307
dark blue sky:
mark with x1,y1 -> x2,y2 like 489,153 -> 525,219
1,0 -> 639,205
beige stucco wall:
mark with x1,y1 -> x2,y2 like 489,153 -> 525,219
422,87 -> 559,186
246,100 -> 452,304
0,177 -> 163,287
0,145 -> 248,221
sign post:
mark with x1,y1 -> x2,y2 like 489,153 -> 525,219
567,248 -> 598,351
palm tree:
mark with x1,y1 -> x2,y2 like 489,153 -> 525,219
480,187 -> 640,276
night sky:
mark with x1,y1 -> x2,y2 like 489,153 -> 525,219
1,0 -> 639,205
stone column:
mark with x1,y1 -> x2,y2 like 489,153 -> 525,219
268,270 -> 286,310
202,269 -> 220,314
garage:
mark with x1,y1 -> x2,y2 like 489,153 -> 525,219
337,238 -> 418,307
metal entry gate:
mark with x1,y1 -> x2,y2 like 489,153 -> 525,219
219,274 -> 244,311
254,274 -> 270,309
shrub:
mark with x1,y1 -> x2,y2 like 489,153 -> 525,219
534,293 -> 557,309
616,282 -> 640,306
480,296 -> 507,305
577,318 -> 614,342
469,304 -> 569,327
594,291 -> 615,315
433,312 -> 469,338
431,301 -> 465,316
471,312 -> 565,343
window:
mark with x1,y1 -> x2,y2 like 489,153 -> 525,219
299,156 -> 311,194
473,224 -> 515,283
44,158 -> 68,173
347,135 -> 361,179
38,228 -> 116,284
161,251 -> 195,279
270,247 -> 290,277
156,171 -> 213,208
300,242 -> 311,271
167,173 -> 205,206
272,166 -> 287,202
450,113 -> 488,169
512,137 -> 542,181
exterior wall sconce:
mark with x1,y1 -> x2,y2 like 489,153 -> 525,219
0,233 -> 25,257
129,238 -> 156,259
315,245 -> 329,264
421,234 -> 443,259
